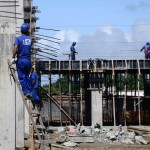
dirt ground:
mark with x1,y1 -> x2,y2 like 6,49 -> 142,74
51,142 -> 150,150
50,132 -> 150,150
76,142 -> 150,150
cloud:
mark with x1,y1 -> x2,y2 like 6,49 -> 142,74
126,1 -> 150,12
132,19 -> 150,42
77,27 -> 128,59
55,29 -> 80,42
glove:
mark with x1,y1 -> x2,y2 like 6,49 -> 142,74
11,58 -> 16,64
140,49 -> 142,52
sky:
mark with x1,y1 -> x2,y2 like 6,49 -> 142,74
33,0 -> 150,60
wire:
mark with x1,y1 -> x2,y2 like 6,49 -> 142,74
35,53 -> 57,60
15,33 -> 146,44
37,50 -> 57,57
36,42 -> 59,50
34,44 -> 58,53
36,27 -> 60,31
35,33 -> 61,40
60,41 -> 145,44
44,24 -> 150,28
35,36 -> 60,44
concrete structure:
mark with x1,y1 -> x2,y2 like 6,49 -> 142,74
37,60 -> 150,126
0,1 -> 29,149
91,91 -> 103,126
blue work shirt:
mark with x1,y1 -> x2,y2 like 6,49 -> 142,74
31,71 -> 39,89
14,35 -> 32,58
70,45 -> 77,60
70,45 -> 76,53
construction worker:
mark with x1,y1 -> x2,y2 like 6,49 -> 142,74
12,23 -> 32,96
140,42 -> 150,59
30,67 -> 42,110
70,42 -> 78,60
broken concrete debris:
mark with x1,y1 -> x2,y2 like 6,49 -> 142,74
50,123 -> 150,148
63,141 -> 78,147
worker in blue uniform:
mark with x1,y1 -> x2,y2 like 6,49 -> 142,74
70,42 -> 78,60
30,67 -> 42,110
12,23 -> 32,95
140,42 -> 150,59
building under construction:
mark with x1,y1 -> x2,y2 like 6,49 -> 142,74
0,0 -> 150,150
38,59 -> 150,127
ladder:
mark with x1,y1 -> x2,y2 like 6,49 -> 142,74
8,60 -> 50,150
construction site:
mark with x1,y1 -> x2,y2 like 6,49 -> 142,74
0,0 -> 150,150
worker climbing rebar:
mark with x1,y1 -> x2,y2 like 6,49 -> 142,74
140,42 -> 150,59
12,23 -> 33,96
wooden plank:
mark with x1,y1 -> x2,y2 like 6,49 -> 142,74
40,87 -> 77,126
51,143 -> 74,150
127,126 -> 150,132
68,134 -> 94,143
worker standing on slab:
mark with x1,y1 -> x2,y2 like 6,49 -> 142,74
140,42 -> 150,59
70,42 -> 78,60
12,23 -> 32,96
30,67 -> 42,110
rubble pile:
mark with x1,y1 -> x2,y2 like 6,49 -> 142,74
49,123 -> 150,148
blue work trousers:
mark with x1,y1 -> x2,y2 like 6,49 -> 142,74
147,54 -> 150,59
31,88 -> 40,102
71,54 -> 75,60
16,58 -> 31,95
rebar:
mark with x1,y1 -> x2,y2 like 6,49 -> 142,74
36,42 -> 59,50
36,27 -> 60,31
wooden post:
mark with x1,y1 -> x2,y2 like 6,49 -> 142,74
80,71 -> 83,125
112,60 -> 116,126
138,74 -> 141,125
124,72 -> 127,126
137,60 -> 141,125
31,124 -> 35,150
59,73 -> 62,126
48,61 -> 52,125
69,72 -> 72,125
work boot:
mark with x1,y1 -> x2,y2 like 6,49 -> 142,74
25,93 -> 33,99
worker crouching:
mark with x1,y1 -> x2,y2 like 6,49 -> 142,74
140,42 -> 150,59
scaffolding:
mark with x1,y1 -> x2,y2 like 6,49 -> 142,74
37,59 -> 150,126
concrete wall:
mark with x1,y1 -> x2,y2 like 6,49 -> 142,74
0,0 -> 24,149
15,1 -> 25,148
91,91 -> 103,126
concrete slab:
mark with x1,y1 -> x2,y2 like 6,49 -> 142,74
68,134 -> 94,143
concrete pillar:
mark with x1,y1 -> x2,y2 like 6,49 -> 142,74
91,91 -> 103,126
0,0 -> 25,149
0,18 -> 16,150
15,1 -> 25,148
